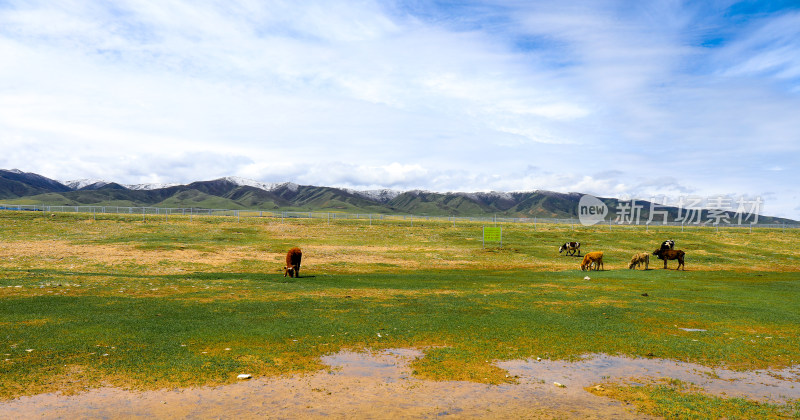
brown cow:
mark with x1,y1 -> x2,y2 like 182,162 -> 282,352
284,247 -> 302,277
628,253 -> 650,270
653,249 -> 685,270
580,251 -> 604,271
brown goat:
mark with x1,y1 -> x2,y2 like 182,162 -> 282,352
653,249 -> 685,270
628,253 -> 650,270
284,247 -> 302,277
580,251 -> 604,271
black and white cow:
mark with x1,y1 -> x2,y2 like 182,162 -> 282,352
656,240 -> 675,259
559,242 -> 581,256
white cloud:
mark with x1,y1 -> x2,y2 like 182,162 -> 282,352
1,1 -> 799,218
715,11 -> 800,81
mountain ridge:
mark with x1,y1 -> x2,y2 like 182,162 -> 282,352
1,169 -> 795,224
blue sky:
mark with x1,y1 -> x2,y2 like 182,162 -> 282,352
1,0 -> 799,218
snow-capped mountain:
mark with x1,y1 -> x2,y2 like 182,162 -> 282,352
345,188 -> 403,203
1,169 -> 71,193
125,182 -> 182,190
58,174 -> 538,203
2,168 -> 796,223
64,179 -> 110,190
461,191 -> 516,202
65,178 -> 180,191
222,176 -> 301,192
62,175 -> 296,192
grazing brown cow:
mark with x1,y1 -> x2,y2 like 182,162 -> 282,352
653,248 -> 685,270
628,253 -> 650,270
284,247 -> 302,278
580,251 -> 604,271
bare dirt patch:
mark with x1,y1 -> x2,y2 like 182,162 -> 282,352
0,349 -> 649,419
0,240 -> 477,275
4,349 -> 797,419
0,240 -> 253,268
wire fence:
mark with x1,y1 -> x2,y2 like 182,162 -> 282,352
1,203 -> 798,230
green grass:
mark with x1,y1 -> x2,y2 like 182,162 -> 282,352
589,379 -> 800,419
1,210 -> 799,412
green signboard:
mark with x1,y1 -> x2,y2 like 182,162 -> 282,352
483,226 -> 502,247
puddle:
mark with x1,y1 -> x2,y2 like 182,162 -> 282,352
2,349 -> 798,419
320,348 -> 422,383
498,354 -> 800,404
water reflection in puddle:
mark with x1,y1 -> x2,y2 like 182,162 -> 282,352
498,354 -> 800,403
321,348 -> 423,383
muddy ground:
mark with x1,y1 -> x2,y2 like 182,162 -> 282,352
2,348 -> 798,419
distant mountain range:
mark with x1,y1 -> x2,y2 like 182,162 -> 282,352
0,169 -> 795,224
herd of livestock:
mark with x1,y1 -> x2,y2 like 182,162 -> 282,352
560,239 -> 686,271
283,239 -> 686,278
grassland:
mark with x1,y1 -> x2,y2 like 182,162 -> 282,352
587,379 -> 800,419
1,210 -> 799,415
